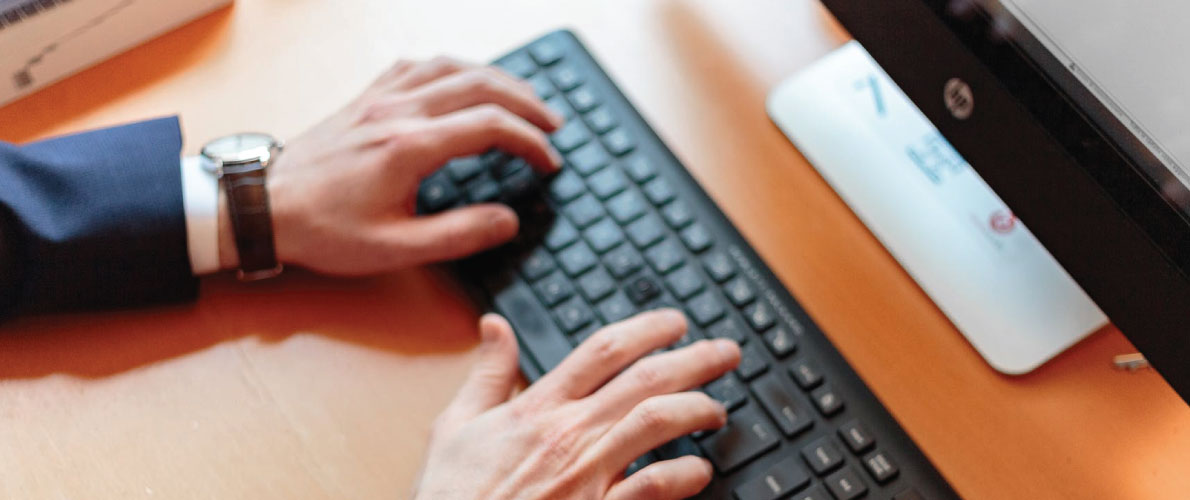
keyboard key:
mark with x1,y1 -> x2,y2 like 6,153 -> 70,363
707,317 -> 749,344
680,223 -> 713,253
791,485 -> 833,500
704,374 -> 748,411
528,72 -> 556,99
446,157 -> 484,182
645,239 -> 686,274
700,403 -> 780,473
664,265 -> 705,300
499,167 -> 537,202
801,436 -> 844,475
550,65 -> 583,91
838,420 -> 875,454
825,466 -> 868,500
789,359 -> 824,390
603,245 -> 644,279
543,219 -> 580,252
743,301 -> 777,332
583,218 -> 625,254
466,179 -> 501,203
733,456 -> 811,500
564,194 -> 605,228
417,176 -> 459,213
492,280 -> 573,371
654,436 -> 702,461
499,52 -> 537,77
519,248 -> 556,282
568,86 -> 600,113
763,326 -> 797,358
685,290 -> 726,326
552,120 -> 591,153
894,488 -> 927,500
602,128 -> 636,156
529,40 -> 565,65
863,451 -> 899,484
723,276 -> 756,307
701,250 -> 736,283
624,276 -> 663,305
557,242 -> 599,277
751,372 -> 813,438
577,267 -> 616,302
492,157 -> 528,178
597,291 -> 636,324
533,271 -> 575,307
626,214 -> 667,248
548,170 -> 587,204
736,342 -> 769,380
671,322 -> 705,349
553,296 -> 594,334
624,452 -> 655,478
606,190 -> 648,224
587,166 -> 628,199
623,156 -> 657,183
568,142 -> 611,176
661,200 -> 694,229
546,95 -> 575,121
584,107 -> 618,134
811,385 -> 844,417
571,321 -> 603,345
642,177 -> 676,205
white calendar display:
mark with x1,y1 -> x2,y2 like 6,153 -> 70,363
767,41 -> 1106,374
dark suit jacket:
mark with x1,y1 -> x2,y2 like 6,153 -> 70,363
0,117 -> 198,317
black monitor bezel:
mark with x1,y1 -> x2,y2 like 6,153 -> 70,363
819,0 -> 1189,401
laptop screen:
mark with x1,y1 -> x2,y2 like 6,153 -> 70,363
976,0 -> 1190,217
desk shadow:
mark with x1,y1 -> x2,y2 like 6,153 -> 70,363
0,267 -> 482,379
0,5 -> 234,143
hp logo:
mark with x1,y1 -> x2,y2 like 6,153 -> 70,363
944,78 -> 974,120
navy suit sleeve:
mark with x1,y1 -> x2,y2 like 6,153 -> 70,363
0,116 -> 198,317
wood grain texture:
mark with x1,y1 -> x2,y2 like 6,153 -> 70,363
0,1 -> 1186,498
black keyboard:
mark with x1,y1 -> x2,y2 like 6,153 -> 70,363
417,30 -> 959,500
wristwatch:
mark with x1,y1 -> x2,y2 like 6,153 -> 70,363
200,132 -> 284,281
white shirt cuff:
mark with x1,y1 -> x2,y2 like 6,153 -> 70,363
181,155 -> 220,275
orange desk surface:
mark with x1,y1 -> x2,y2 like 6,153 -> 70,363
0,1 -> 1186,498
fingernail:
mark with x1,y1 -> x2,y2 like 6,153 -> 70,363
701,458 -> 714,475
550,111 -> 566,128
548,148 -> 564,169
714,339 -> 739,357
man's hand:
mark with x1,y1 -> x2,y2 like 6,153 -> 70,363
414,310 -> 741,500
217,57 -> 564,274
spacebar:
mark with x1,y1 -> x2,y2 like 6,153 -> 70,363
491,279 -> 573,373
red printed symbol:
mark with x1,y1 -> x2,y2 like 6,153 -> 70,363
989,210 -> 1017,234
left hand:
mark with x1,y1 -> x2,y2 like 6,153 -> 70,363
216,56 -> 564,275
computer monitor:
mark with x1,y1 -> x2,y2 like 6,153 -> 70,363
819,0 -> 1190,401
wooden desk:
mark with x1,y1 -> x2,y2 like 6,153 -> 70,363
1,1 -> 1186,498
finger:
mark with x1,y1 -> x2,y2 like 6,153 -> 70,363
591,392 -> 726,475
410,67 -> 563,131
409,104 -> 562,175
388,56 -> 477,91
381,203 -> 519,267
529,309 -> 688,401
605,455 -> 715,500
588,339 -> 739,418
438,314 -> 522,426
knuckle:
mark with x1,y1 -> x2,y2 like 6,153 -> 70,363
631,362 -> 668,394
634,398 -> 673,433
634,470 -> 670,498
588,331 -> 627,366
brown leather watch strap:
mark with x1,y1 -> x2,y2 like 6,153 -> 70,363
221,161 -> 281,280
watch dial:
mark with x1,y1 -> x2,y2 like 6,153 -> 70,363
203,133 -> 276,161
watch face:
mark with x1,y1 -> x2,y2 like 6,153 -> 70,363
202,133 -> 278,166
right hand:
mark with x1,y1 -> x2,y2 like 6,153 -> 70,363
413,309 -> 741,500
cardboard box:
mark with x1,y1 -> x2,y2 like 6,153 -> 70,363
0,0 -> 231,107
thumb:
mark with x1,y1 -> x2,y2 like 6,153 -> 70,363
387,204 -> 518,267
441,314 -> 522,425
